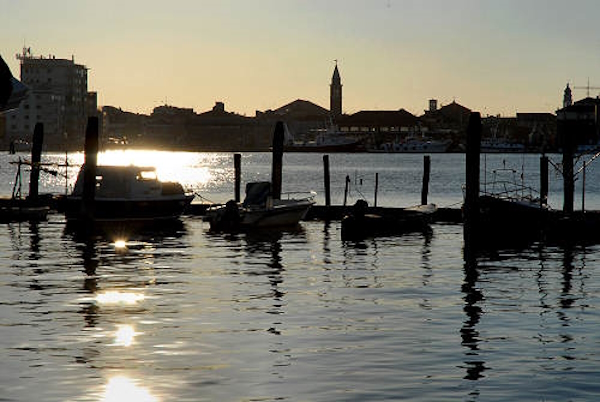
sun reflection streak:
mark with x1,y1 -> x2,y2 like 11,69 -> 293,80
114,240 -> 128,250
96,150 -> 215,187
100,376 -> 159,402
113,324 -> 138,347
96,291 -> 145,305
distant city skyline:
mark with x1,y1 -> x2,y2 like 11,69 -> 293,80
2,0 -> 600,117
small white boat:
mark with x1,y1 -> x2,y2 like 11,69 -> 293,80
205,181 -> 315,231
64,165 -> 194,222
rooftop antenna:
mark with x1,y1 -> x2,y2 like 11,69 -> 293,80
574,77 -> 600,97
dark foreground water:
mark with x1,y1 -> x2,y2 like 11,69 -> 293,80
2,151 -> 600,401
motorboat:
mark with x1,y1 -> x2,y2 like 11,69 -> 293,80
467,165 -> 549,248
341,199 -> 436,240
205,181 -> 315,231
64,165 -> 194,222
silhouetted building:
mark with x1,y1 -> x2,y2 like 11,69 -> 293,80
257,99 -> 331,141
330,62 -> 342,120
145,104 -> 195,148
421,100 -> 471,131
102,106 -> 147,147
516,112 -> 556,148
188,102 -> 262,150
338,109 -> 419,133
337,109 -> 420,148
557,96 -> 600,148
3,47 -> 91,150
419,100 -> 472,146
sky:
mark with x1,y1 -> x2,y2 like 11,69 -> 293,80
2,0 -> 600,117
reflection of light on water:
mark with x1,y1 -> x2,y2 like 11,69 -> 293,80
114,240 -> 127,250
97,150 -> 214,187
113,324 -> 138,347
101,376 -> 159,402
96,291 -> 145,305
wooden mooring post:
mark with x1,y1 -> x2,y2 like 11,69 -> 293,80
323,155 -> 331,209
343,174 -> 350,206
234,153 -> 241,202
374,172 -> 379,207
463,112 -> 482,251
28,122 -> 44,202
82,117 -> 99,220
540,155 -> 548,208
421,155 -> 431,205
561,129 -> 576,215
271,122 -> 284,200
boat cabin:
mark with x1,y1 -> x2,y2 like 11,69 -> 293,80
71,165 -> 184,200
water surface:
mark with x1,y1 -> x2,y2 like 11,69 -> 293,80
1,151 -> 600,401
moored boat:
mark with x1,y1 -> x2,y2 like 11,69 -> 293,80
0,200 -> 49,223
468,165 -> 549,248
63,165 -> 194,222
341,199 -> 436,240
204,181 -> 315,231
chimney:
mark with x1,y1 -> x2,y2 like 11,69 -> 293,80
429,99 -> 438,112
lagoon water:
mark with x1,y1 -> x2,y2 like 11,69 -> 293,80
2,151 -> 600,401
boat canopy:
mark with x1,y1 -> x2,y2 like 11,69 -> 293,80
72,165 -> 160,198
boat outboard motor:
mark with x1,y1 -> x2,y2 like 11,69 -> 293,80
211,199 -> 241,232
341,199 -> 371,240
352,199 -> 369,219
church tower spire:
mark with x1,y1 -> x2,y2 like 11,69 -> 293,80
563,83 -> 573,108
330,60 -> 342,119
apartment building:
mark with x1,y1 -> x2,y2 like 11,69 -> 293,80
3,47 -> 95,150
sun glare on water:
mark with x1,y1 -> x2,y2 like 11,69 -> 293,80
114,240 -> 127,250
96,291 -> 145,305
113,324 -> 139,347
100,376 -> 159,402
97,149 -> 213,188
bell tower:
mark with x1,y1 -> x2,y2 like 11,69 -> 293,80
563,83 -> 573,108
330,61 -> 342,119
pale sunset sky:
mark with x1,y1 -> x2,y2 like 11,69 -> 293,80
2,0 -> 599,117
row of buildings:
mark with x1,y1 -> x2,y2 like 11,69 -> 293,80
0,48 -> 596,152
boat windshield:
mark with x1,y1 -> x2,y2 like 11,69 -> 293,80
137,170 -> 157,181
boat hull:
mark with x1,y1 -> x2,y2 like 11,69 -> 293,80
341,203 -> 436,240
205,198 -> 314,231
242,201 -> 313,227
64,195 -> 194,222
